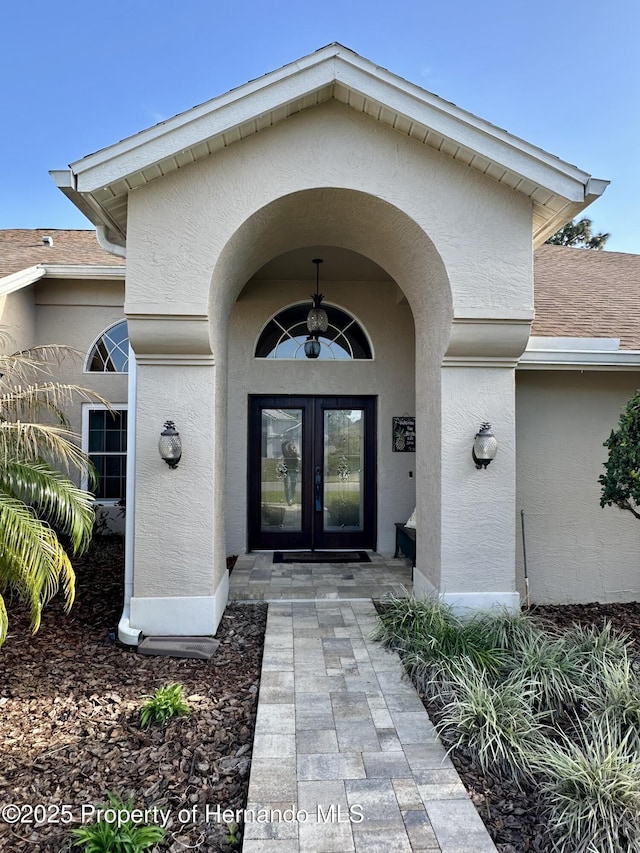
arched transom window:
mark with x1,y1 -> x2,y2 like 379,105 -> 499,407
256,304 -> 372,360
86,320 -> 129,372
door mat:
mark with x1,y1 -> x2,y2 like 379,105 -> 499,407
273,551 -> 371,564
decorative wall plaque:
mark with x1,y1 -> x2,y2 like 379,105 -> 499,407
392,416 -> 415,452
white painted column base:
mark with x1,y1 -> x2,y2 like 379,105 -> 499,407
412,567 -> 520,615
129,572 -> 230,638
440,590 -> 520,616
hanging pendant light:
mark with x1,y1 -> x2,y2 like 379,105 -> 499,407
304,335 -> 321,358
307,258 -> 328,334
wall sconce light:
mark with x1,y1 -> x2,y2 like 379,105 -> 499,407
159,420 -> 182,468
472,422 -> 497,469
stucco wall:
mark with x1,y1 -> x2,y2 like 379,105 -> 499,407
226,277 -> 416,555
0,287 -> 37,352
125,98 -> 534,615
34,278 -> 128,436
516,370 -> 640,604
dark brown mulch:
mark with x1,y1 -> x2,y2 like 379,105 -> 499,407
0,538 -> 266,852
423,603 -> 640,853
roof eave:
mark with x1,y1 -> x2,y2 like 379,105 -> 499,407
51,44 -> 609,246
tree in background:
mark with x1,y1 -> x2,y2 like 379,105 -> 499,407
546,217 -> 610,250
599,390 -> 640,520
0,339 -> 101,647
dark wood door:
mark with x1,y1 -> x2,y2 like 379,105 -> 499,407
248,396 -> 376,551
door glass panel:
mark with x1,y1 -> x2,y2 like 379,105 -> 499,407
323,409 -> 364,531
260,408 -> 302,532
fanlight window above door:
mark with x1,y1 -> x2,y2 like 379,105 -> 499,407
255,304 -> 372,360
86,320 -> 129,372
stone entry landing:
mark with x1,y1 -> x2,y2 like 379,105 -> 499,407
229,553 -> 413,601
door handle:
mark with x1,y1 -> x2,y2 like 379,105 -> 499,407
315,466 -> 322,511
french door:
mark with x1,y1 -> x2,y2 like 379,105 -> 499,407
248,396 -> 376,551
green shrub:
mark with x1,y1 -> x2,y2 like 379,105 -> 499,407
529,719 -> 640,853
71,793 -> 165,852
140,682 -> 190,727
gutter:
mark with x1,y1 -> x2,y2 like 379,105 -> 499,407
97,225 -> 126,259
518,337 -> 640,371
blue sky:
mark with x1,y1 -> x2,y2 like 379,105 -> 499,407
2,0 -> 638,252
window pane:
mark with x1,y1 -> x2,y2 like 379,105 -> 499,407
87,408 -> 127,500
256,305 -> 371,359
88,321 -> 129,373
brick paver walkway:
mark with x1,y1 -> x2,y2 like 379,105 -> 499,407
242,600 -> 497,853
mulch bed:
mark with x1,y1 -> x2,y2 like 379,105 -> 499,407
0,538 -> 266,852
4,541 -> 640,853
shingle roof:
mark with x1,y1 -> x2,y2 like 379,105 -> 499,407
0,229 -> 124,278
533,245 -> 640,350
2,231 -> 639,351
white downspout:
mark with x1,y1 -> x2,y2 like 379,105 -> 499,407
96,225 -> 126,259
95,224 -> 136,642
118,345 -> 141,644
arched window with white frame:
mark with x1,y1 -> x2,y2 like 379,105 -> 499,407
255,303 -> 372,360
85,320 -> 129,373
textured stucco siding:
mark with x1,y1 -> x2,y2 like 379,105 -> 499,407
0,287 -> 37,352
125,98 -> 534,610
34,278 -> 127,438
516,371 -> 640,604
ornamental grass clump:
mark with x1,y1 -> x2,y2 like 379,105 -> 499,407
71,793 -> 165,852
372,595 -> 503,697
565,620 -> 631,673
436,662 -> 545,785
582,657 -> 640,746
140,682 -> 191,727
529,718 -> 640,853
502,629 -> 587,716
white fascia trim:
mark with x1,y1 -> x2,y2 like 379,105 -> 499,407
518,351 -> 640,370
0,264 -> 46,297
41,264 -> 125,280
67,45 -> 602,205
519,338 -> 640,370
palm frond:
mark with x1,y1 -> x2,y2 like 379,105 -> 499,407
0,595 -> 7,648
0,422 -> 97,487
0,491 -> 75,640
0,344 -> 83,386
0,382 -> 110,425
2,459 -> 95,554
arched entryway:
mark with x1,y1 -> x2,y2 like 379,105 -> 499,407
211,188 -> 452,590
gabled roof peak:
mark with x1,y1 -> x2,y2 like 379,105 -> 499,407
51,44 -> 607,249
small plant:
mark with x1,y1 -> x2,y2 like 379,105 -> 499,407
140,682 -> 190,727
529,718 -> 640,853
227,820 -> 241,847
71,793 -> 165,852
